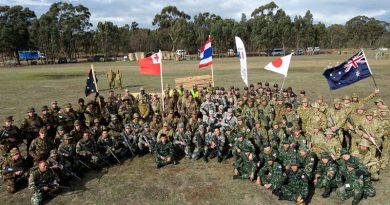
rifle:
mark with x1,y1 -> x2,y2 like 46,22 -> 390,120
142,135 -> 154,153
104,146 -> 121,164
60,147 -> 91,169
38,183 -> 71,191
121,133 -> 135,158
47,158 -> 82,180
1,167 -> 24,175
245,111 -> 255,130
258,110 -> 270,129
358,125 -> 382,153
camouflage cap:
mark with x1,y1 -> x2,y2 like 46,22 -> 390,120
64,103 -> 72,108
57,126 -> 64,131
375,98 -> 384,103
237,116 -> 244,121
282,138 -> 290,144
290,92 -> 297,98
41,105 -> 49,111
365,110 -> 374,116
101,126 -> 109,132
262,141 -> 271,148
163,122 -> 169,127
320,152 -> 331,159
198,124 -> 205,130
273,83 -> 278,88
236,132 -> 244,138
264,155 -> 275,161
311,102 -> 320,109
272,121 -> 279,126
359,140 -> 371,148
317,95 -> 324,100
289,159 -> 299,166
300,90 -> 306,94
177,122 -> 185,128
227,108 -> 233,112
379,106 -> 389,113
298,145 -> 308,152
333,98 -> 341,104
74,120 -> 81,126
302,98 -> 308,103
352,93 -> 359,98
140,87 -> 144,91
28,107 -> 35,113
346,160 -> 358,168
4,116 -> 13,122
133,113 -> 140,118
356,106 -> 365,111
343,95 -> 351,100
64,134 -> 73,140
340,148 -> 351,155
285,102 -> 293,108
10,148 -> 20,156
265,82 -> 269,86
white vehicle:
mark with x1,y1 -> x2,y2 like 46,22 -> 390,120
314,47 -> 320,54
176,50 -> 187,58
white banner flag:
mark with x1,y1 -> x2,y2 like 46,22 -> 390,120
235,36 -> 248,86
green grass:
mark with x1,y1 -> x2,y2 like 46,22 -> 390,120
0,54 -> 389,204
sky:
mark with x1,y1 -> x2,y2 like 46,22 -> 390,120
1,0 -> 390,28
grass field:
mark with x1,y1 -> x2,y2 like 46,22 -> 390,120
0,53 -> 389,204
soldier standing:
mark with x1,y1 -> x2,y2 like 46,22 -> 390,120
106,68 -> 116,89
115,69 -> 123,89
0,116 -> 21,156
21,108 -> 43,154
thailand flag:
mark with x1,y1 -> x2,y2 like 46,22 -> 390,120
198,37 -> 213,68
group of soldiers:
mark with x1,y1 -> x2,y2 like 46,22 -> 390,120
0,81 -> 389,205
106,69 -> 123,89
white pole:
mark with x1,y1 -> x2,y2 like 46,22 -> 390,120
279,77 -> 286,95
159,50 -> 165,113
91,64 -> 99,93
211,64 -> 215,87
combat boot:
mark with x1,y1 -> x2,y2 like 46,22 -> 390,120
232,175 -> 241,180
321,188 -> 331,198
278,194 -> 290,201
272,188 -> 282,197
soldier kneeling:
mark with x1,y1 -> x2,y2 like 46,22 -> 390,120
29,160 -> 60,205
1,148 -> 28,193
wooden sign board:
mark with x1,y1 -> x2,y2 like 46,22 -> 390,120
175,75 -> 212,90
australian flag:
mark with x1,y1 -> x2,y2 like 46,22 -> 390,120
323,50 -> 372,90
85,68 -> 97,96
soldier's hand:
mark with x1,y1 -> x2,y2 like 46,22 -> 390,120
264,184 -> 272,189
15,171 -> 23,176
42,186 -> 49,191
375,88 -> 379,94
237,148 -> 241,153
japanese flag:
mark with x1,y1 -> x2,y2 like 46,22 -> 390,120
264,54 -> 292,77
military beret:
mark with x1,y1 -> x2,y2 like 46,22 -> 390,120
320,152 -> 331,159
4,116 -> 13,122
340,148 -> 351,155
10,148 -> 20,156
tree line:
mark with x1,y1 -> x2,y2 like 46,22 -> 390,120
0,1 -> 389,64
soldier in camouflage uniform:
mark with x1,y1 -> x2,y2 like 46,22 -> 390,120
352,140 -> 380,181
53,126 -> 65,148
204,127 -> 227,163
119,124 -> 138,157
281,102 -> 300,130
290,126 -> 308,150
306,102 -> 327,138
267,121 -> 286,149
90,119 -> 104,141
76,131 -> 102,168
21,108 -> 44,154
40,106 -> 58,139
316,96 -> 328,114
378,107 -> 390,169
257,96 -> 273,128
115,69 -> 122,89
233,148 -> 256,180
138,124 -> 157,153
173,123 -> 192,158
314,152 -> 342,198
157,122 -> 174,142
347,106 -> 367,152
29,160 -> 60,205
250,120 -> 268,151
1,148 -> 28,193
97,128 -> 120,163
69,120 -> 86,143
327,98 -> 347,144
356,110 -> 383,157
138,97 -> 151,121
106,68 -> 115,89
0,116 -> 21,156
29,128 -> 53,165
107,115 -> 123,137
319,129 -> 342,160
256,155 -> 285,195
296,145 -> 315,180
278,138 -> 296,170
296,98 -> 311,134
258,142 -> 278,166
279,160 -> 308,205
242,98 -> 258,130
233,133 -> 255,167
58,103 -> 78,132
191,124 -> 206,160
155,134 -> 175,168
58,134 -> 79,173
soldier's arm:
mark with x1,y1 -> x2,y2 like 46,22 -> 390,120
360,90 -> 377,105
28,172 -> 39,191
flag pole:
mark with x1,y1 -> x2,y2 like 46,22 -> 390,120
362,49 -> 378,89
159,50 -> 165,114
211,64 -> 215,87
91,64 -> 102,111
279,76 -> 286,95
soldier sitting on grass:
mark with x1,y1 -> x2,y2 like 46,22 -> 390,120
155,134 -> 175,169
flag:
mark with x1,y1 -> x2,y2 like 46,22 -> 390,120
264,54 -> 292,77
198,37 -> 213,68
138,52 -> 161,75
235,36 -> 248,86
85,68 -> 97,97
323,50 -> 372,90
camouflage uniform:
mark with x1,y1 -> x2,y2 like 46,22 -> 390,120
296,146 -> 315,180
233,135 -> 255,168
115,70 -> 122,89
296,98 -> 311,133
234,151 -> 257,180
1,148 -> 28,193
280,161 -> 309,203
154,140 -> 174,168
314,152 -> 342,197
106,69 -> 115,89
20,110 -> 44,152
379,108 -> 390,169
355,112 -> 384,157
0,117 -> 21,155
29,134 -> 53,165
173,124 -> 193,158
257,156 -> 285,191
278,138 -> 296,168
76,137 -> 101,166
29,167 -> 60,205
352,140 -> 380,181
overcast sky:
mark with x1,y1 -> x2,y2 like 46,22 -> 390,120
1,0 -> 390,28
